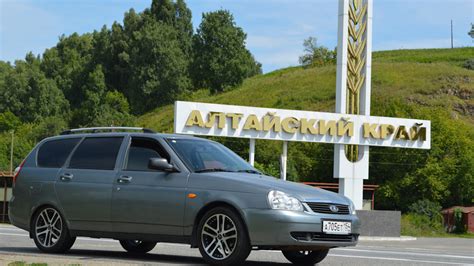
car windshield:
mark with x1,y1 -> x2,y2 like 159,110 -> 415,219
167,138 -> 260,174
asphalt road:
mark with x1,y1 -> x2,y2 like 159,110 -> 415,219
0,224 -> 473,265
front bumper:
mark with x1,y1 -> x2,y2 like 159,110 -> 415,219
243,208 -> 360,248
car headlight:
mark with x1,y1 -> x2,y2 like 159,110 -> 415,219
349,200 -> 357,215
267,190 -> 303,211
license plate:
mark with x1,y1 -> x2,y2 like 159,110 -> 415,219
322,220 -> 351,234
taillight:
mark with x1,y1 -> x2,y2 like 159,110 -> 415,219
13,160 -> 25,185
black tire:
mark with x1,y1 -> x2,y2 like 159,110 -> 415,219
282,249 -> 329,265
197,207 -> 251,265
119,240 -> 157,254
32,206 -> 76,253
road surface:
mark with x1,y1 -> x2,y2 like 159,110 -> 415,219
0,224 -> 473,265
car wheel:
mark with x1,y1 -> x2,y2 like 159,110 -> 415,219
282,249 -> 329,265
32,206 -> 76,253
197,207 -> 251,265
119,240 -> 157,253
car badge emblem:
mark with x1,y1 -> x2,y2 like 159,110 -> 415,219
329,205 -> 339,213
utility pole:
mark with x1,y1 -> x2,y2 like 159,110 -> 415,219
451,20 -> 454,49
3,131 -> 13,223
10,131 -> 14,174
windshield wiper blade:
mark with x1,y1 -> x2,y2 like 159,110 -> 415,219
237,169 -> 262,175
195,168 -> 235,173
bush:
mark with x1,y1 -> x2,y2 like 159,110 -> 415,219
462,59 -> 474,70
453,208 -> 467,234
401,213 -> 445,236
408,199 -> 443,221
0,125 -> 35,170
28,116 -> 68,141
299,37 -> 336,68
0,112 -> 21,132
405,200 -> 444,235
254,161 -> 280,178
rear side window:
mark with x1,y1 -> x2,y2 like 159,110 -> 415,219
37,138 -> 80,168
69,137 -> 123,170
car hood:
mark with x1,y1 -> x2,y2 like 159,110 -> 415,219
203,172 -> 351,205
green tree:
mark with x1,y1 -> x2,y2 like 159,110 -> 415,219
94,91 -> 135,126
151,0 -> 175,24
101,2 -> 195,114
91,25 -> 118,90
72,65 -> 133,127
373,104 -> 474,210
148,0 -> 194,64
102,19 -> 135,97
41,33 -> 94,107
0,111 -> 21,132
0,61 -> 12,90
126,19 -> 191,113
299,37 -> 336,67
174,0 -> 193,58
29,116 -> 69,142
0,53 -> 69,122
192,10 -> 261,93
74,65 -> 108,126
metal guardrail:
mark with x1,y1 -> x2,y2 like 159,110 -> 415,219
0,172 -> 12,223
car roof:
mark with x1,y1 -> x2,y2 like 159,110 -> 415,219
41,131 -> 206,143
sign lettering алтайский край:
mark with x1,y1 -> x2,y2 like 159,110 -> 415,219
174,101 -> 430,150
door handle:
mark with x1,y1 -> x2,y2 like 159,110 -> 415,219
60,173 -> 73,181
118,175 -> 132,183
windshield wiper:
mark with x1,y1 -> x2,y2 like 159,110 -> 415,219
237,169 -> 262,175
195,168 -> 235,173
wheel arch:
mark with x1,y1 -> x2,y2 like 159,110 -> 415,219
29,203 -> 66,239
190,201 -> 250,248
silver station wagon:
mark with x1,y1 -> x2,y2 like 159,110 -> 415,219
9,127 -> 360,265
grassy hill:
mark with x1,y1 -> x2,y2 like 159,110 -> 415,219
138,47 -> 474,131
136,47 -> 474,210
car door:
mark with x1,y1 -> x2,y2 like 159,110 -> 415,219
111,136 -> 188,235
55,136 -> 125,232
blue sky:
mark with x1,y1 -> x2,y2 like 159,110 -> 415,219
1,0 -> 473,73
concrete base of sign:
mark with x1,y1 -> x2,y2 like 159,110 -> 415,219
356,210 -> 401,237
359,236 -> 416,241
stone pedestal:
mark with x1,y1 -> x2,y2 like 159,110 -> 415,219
356,210 -> 401,237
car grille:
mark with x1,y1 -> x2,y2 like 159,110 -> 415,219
291,232 -> 358,242
305,202 -> 350,215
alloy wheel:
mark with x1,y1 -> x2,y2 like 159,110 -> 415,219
35,208 -> 63,248
201,213 -> 238,260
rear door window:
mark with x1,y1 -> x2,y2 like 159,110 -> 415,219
69,137 -> 123,170
37,138 -> 81,168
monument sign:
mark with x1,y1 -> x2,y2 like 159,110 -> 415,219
174,0 -> 431,209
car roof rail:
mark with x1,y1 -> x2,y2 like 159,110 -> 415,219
60,127 -> 156,135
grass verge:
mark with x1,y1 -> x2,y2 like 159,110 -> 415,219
401,214 -> 474,238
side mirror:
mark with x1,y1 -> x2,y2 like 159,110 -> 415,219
148,158 -> 178,172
